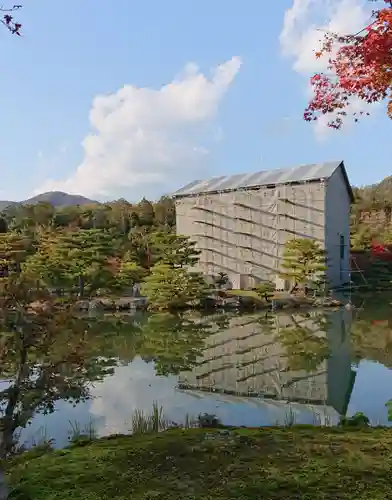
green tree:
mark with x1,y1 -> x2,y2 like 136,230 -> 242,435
141,264 -> 210,311
24,229 -> 117,298
127,230 -> 199,270
350,225 -> 373,251
3,204 -> 36,233
0,232 -> 32,277
115,253 -> 148,292
253,281 -> 275,302
138,198 -> 154,226
129,211 -> 140,229
107,200 -> 132,234
279,238 -> 327,293
215,272 -> 229,288
32,202 -> 55,228
153,196 -> 176,228
88,206 -> 110,229
126,228 -> 154,269
138,313 -> 213,376
147,232 -> 200,268
0,277 -> 116,460
22,234 -> 66,291
52,205 -> 83,228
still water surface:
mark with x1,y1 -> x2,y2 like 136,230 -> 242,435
7,296 -> 392,448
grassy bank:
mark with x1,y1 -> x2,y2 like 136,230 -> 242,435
7,426 -> 392,499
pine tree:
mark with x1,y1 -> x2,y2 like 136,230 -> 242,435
148,232 -> 200,268
153,196 -> 176,227
141,263 -> 210,311
127,230 -> 200,270
115,252 -> 148,292
22,232 -> 66,290
0,232 -> 32,277
24,229 -> 116,297
279,238 -> 327,293
138,198 -> 155,226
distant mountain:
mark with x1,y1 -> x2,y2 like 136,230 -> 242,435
23,191 -> 99,207
0,200 -> 15,211
0,191 -> 99,212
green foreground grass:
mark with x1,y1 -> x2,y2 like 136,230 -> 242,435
7,426 -> 392,499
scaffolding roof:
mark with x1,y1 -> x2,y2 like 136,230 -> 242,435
173,160 -> 354,201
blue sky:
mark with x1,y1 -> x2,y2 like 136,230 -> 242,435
0,0 -> 389,201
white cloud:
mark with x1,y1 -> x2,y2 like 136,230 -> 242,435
36,57 -> 241,199
87,358 -> 339,437
280,0 -> 374,138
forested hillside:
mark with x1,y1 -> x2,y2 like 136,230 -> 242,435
351,177 -> 392,250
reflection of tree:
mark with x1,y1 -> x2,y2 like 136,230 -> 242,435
86,314 -> 145,365
277,313 -> 330,373
350,318 -> 392,368
84,313 -> 216,376
0,279 -> 117,459
254,312 -> 276,336
209,312 -> 232,331
346,296 -> 392,367
137,313 -> 214,376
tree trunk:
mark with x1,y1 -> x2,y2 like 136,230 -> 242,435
78,275 -> 85,298
0,334 -> 28,500
0,425 -> 16,500
0,469 -> 8,500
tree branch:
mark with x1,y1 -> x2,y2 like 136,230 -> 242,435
0,4 -> 22,35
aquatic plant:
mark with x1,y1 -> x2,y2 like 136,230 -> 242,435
283,404 -> 296,427
130,401 -> 169,435
386,399 -> 392,421
67,418 -> 97,444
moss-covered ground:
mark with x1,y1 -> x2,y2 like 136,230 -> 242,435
6,426 -> 392,499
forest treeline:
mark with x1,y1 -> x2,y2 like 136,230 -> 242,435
0,195 -> 176,232
2,172 -> 392,292
0,195 -> 213,310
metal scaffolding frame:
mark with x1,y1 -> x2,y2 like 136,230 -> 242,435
190,181 -> 328,286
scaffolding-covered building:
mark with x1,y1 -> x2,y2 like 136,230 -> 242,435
178,309 -> 356,416
173,161 -> 353,289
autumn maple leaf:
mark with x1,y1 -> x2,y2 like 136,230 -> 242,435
305,1 -> 392,129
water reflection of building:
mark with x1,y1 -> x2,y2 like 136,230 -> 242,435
178,310 -> 356,415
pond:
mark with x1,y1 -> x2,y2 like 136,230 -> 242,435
4,295 -> 392,450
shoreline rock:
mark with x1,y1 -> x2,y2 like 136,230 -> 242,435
74,297 -> 148,312
72,293 -> 344,313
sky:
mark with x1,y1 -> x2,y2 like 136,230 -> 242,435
0,0 -> 389,202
